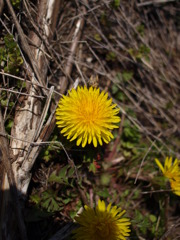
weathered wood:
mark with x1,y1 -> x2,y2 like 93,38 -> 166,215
0,109 -> 28,240
10,0 -> 61,194
0,1 -> 61,239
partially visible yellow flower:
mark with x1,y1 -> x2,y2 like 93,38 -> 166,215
155,157 -> 180,196
155,157 -> 180,180
56,86 -> 120,147
170,179 -> 180,196
73,199 -> 131,240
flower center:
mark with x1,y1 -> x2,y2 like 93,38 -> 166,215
80,102 -> 98,122
96,222 -> 110,237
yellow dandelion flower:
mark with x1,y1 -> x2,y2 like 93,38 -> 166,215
56,86 -> 120,147
73,199 -> 131,240
170,179 -> 180,196
155,157 -> 180,180
155,157 -> 180,196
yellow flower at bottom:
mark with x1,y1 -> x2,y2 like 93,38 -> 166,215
56,86 -> 120,147
155,157 -> 180,196
73,199 -> 131,240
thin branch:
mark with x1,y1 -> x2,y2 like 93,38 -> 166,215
159,218 -> 180,240
134,139 -> 157,184
137,0 -> 176,7
0,87 -> 45,99
0,71 -> 63,97
58,5 -> 86,93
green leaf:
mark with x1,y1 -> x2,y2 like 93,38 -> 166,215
114,0 -> 120,7
11,0 -> 21,8
5,119 -> 13,133
149,214 -> 157,223
2,34 -> 23,74
123,150 -> 131,157
111,84 -> 119,94
121,141 -> 135,149
1,99 -> 8,107
42,197 -> 59,212
111,0 -> 120,9
100,173 -> 111,186
68,168 -> 75,178
89,162 -> 97,174
94,34 -> 102,42
97,188 -> 110,198
132,189 -> 140,200
59,165 -> 69,178
136,24 -> 145,36
106,51 -> 116,61
48,165 -> 73,185
30,194 -> 41,205
63,198 -> 71,205
41,190 -> 61,212
122,71 -> 133,82
121,189 -> 129,197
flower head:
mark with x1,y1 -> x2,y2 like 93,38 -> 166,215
155,157 -> 180,180
155,157 -> 180,196
170,179 -> 180,196
73,199 -> 131,240
56,86 -> 120,147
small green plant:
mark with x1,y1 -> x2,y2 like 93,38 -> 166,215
136,24 -> 145,36
111,0 -> 120,9
128,44 -> 150,62
134,210 -> 164,239
48,165 -> 75,187
111,84 -> 126,101
120,119 -> 141,159
106,51 -> 116,61
11,0 -> 21,8
94,33 -> 102,42
0,34 -> 23,74
30,189 -> 71,212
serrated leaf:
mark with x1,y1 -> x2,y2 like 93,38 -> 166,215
48,165 -> 71,185
42,197 -> 59,212
48,173 -> 65,184
41,190 -> 61,212
30,194 -> 41,204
